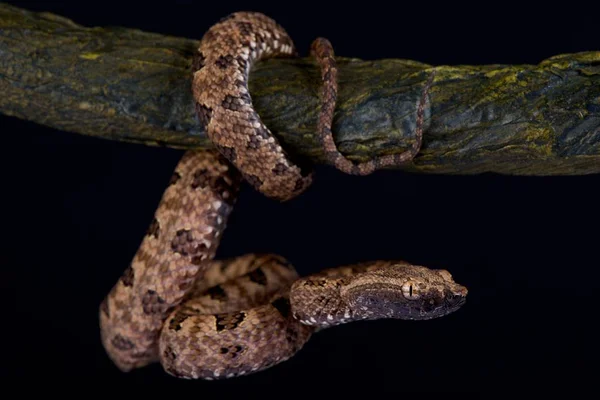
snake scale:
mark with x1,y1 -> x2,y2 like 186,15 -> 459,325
99,12 -> 467,380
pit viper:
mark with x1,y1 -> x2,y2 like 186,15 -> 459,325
99,11 -> 466,380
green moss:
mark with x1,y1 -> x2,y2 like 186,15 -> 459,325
1,3 -> 599,175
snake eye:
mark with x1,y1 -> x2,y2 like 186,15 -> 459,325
401,281 -> 420,300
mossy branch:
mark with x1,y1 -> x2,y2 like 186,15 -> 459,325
1,3 -> 599,175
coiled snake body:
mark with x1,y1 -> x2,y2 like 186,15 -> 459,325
99,12 -> 467,380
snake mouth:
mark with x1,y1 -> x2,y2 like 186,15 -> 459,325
443,290 -> 467,308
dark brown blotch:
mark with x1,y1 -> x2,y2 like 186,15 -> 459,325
120,266 -> 135,287
248,267 -> 268,286
111,334 -> 135,351
215,54 -> 235,69
236,56 -> 249,75
168,306 -> 198,331
285,326 -> 300,348
162,346 -> 184,378
232,345 -> 244,358
294,177 -> 307,192
170,229 -> 202,256
191,168 -> 210,189
191,253 -> 208,265
211,176 -> 238,206
271,297 -> 291,319
168,315 -> 187,331
142,289 -> 166,315
219,344 -> 244,359
272,162 -> 288,175
195,103 -> 213,129
146,218 -> 160,239
163,345 -> 177,362
214,144 -> 237,164
215,312 -> 246,332
236,21 -> 255,37
221,94 -> 243,112
306,278 -> 328,288
244,174 -> 263,190
247,135 -> 262,150
207,285 -> 228,302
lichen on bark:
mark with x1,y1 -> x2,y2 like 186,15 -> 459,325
1,3 -> 599,175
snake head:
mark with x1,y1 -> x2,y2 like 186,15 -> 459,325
340,264 -> 468,321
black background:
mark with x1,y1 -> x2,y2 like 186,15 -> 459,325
1,0 -> 599,396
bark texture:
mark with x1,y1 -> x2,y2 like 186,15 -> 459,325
1,4 -> 599,174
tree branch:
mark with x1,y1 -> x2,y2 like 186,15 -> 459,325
1,3 -> 599,174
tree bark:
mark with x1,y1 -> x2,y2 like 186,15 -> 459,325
1,3 -> 599,174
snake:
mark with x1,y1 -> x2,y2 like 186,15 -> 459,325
99,12 -> 466,380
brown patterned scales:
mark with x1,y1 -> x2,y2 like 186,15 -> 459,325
99,151 -> 241,371
310,38 -> 436,175
192,12 -> 436,200
99,12 -> 463,380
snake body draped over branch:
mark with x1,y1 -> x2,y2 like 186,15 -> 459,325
99,12 -> 467,380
